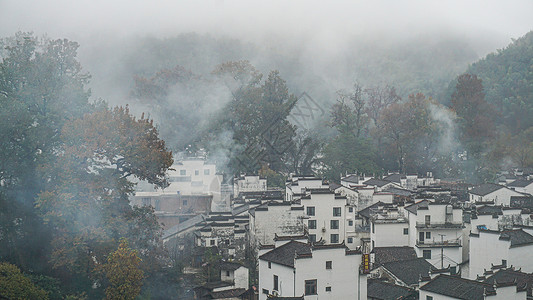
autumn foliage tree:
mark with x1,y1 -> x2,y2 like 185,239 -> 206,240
0,262 -> 48,300
103,239 -> 144,300
35,106 -> 172,293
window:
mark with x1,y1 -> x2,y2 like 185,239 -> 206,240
426,232 -> 431,239
330,220 -> 339,229
349,207 -> 354,213
309,234 -> 316,243
262,289 -> 269,295
502,259 -> 507,266
226,271 -> 230,276
348,220 -> 353,226
210,240 -> 215,246
423,250 -> 431,259
450,266 -> 457,275
403,228 -> 409,235
183,200 -> 188,206
426,296 -> 433,300
154,199 -> 160,210
325,286 -> 332,292
372,223 -> 375,233
347,237 -> 353,243
194,170 -> 199,176
331,234 -> 339,243
268,262 -> 271,269
204,169 -> 210,175
307,206 -> 315,216
425,215 -> 431,225
273,275 -> 279,291
308,220 -> 317,229
180,170 -> 186,175
305,279 -> 317,295
326,261 -> 332,269
333,207 -> 342,217
142,197 -> 151,206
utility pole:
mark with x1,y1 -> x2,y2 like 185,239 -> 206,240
438,234 -> 445,269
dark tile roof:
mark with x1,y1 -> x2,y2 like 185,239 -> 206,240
404,200 -> 428,215
476,205 -> 503,216
364,178 -> 392,187
383,174 -> 404,183
500,229 -> 533,247
203,281 -> 234,290
372,246 -> 417,266
420,274 -> 494,300
382,258 -> 434,286
367,279 -> 417,300
208,288 -> 247,299
259,241 -> 311,268
469,183 -> 505,196
484,268 -> 533,295
329,182 -> 341,191
508,179 -> 533,188
220,261 -> 244,271
358,201 -> 385,219
341,174 -> 361,183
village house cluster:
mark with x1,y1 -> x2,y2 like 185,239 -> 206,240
132,158 -> 533,299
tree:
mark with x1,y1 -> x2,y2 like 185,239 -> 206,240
365,85 -> 401,128
103,239 -> 144,300
0,262 -> 48,300
35,106 -> 172,292
451,73 -> 496,157
321,132 -> 379,181
0,33 -> 91,274
211,63 -> 297,174
331,83 -> 366,137
378,93 -> 439,173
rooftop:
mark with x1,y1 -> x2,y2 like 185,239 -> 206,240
381,258 -> 435,286
405,200 -> 429,215
508,179 -> 533,188
220,261 -> 245,271
420,274 -> 495,300
484,268 -> 533,295
367,279 -> 417,300
364,178 -> 393,187
372,246 -> 417,266
341,174 -> 361,183
259,241 -> 311,268
500,229 -> 533,247
469,183 -> 505,196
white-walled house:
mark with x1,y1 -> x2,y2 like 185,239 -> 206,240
468,183 -> 523,206
220,261 -> 249,289
258,240 -> 367,299
248,201 -> 305,249
420,274 -> 526,300
370,206 -> 410,249
286,176 -> 328,202
405,201 -> 464,269
233,175 -> 267,197
300,189 -> 349,245
131,158 -> 225,228
469,228 -> 533,279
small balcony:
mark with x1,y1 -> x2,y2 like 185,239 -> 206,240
415,222 -> 463,229
416,238 -> 461,248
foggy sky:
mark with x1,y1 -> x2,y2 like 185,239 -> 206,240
2,0 -> 533,54
2,0 -> 533,117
